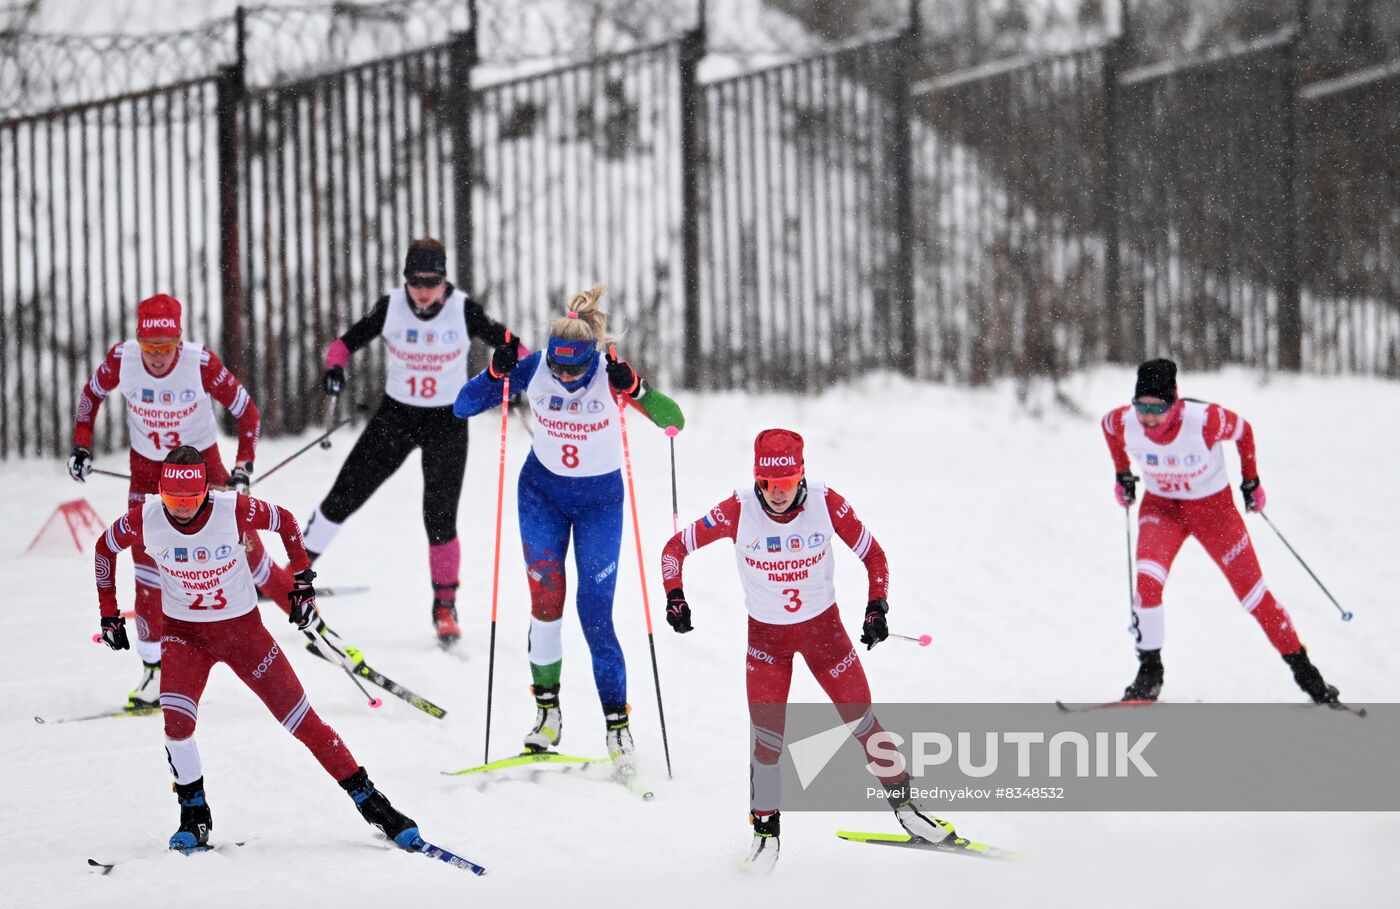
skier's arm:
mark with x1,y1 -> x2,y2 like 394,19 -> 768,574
464,296 -> 516,348
325,296 -> 391,368
634,385 -> 685,432
201,349 -> 260,466
660,495 -> 741,593
825,488 -> 890,602
73,344 -> 124,450
1204,404 -> 1258,480
94,506 -> 145,618
235,495 -> 312,574
453,351 -> 540,419
1100,406 -> 1132,474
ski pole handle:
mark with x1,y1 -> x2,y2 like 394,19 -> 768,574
889,632 -> 932,647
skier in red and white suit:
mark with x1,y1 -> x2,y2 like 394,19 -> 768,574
68,294 -> 298,709
661,429 -> 979,868
93,446 -> 423,852
1104,358 -> 1341,704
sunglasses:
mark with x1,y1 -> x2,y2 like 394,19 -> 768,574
757,475 -> 803,494
1133,400 -> 1173,415
160,490 -> 207,512
406,274 -> 445,289
139,340 -> 179,355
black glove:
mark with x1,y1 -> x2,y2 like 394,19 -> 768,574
1240,477 -> 1265,513
489,332 -> 518,380
665,588 -> 692,634
288,568 -> 318,630
859,599 -> 889,651
1115,470 -> 1138,507
229,464 -> 252,494
100,615 -> 130,651
605,350 -> 642,397
323,365 -> 345,396
68,446 -> 92,482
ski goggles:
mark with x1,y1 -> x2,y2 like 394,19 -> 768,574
405,273 -> 445,289
756,474 -> 803,494
159,463 -> 208,511
1132,399 -> 1173,415
138,339 -> 179,356
546,337 -> 595,377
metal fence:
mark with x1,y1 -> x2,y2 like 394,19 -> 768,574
3,5 -> 1399,459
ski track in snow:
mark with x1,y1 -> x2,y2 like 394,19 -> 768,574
4,366 -> 1397,906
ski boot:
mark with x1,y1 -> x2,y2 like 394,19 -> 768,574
127,660 -> 161,712
886,778 -> 957,845
1283,647 -> 1340,705
604,704 -> 636,776
741,811 -> 780,873
432,583 -> 460,648
169,778 -> 212,851
523,685 -> 562,753
340,766 -> 422,850
1122,648 -> 1163,702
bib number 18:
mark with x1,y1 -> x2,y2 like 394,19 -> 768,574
405,376 -> 438,399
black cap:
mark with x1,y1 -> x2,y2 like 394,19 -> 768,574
1135,358 -> 1177,402
403,245 -> 447,277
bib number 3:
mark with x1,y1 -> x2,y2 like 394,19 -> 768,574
782,588 -> 803,613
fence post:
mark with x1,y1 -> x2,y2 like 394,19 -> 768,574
1276,1 -> 1308,372
889,1 -> 920,376
450,9 -> 477,296
1101,0 -> 1129,363
217,6 -> 248,426
677,10 -> 706,390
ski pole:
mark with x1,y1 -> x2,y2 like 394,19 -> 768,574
338,662 -> 384,709
320,389 -> 338,451
1123,490 -> 1137,636
889,632 -> 932,647
252,406 -> 363,487
666,426 -> 680,534
1256,511 -> 1354,622
91,467 -> 132,481
610,345 -> 673,779
483,371 -> 511,763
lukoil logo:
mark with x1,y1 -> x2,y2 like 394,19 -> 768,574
165,468 -> 203,479
758,455 -> 797,468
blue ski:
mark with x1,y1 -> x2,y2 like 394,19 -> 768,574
414,838 -> 487,875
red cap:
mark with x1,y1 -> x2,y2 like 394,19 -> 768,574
137,294 -> 182,340
159,462 -> 207,497
753,428 -> 804,480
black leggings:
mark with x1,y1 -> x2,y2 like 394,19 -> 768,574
318,397 -> 467,544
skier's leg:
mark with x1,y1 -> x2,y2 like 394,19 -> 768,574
306,400 -> 416,557
420,409 -> 468,642
127,452 -> 164,700
159,618 -> 217,849
747,617 -> 796,818
1132,494 -> 1190,651
517,459 -> 573,742
571,476 -> 627,712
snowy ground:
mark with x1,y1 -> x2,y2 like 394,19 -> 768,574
3,366 -> 1397,906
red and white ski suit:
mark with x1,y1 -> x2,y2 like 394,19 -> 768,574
75,341 -> 296,650
661,482 -> 902,814
95,493 -> 358,783
1102,400 -> 1300,654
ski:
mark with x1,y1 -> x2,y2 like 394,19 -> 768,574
1055,699 -> 1156,714
1309,700 -> 1368,718
87,840 -> 247,871
836,830 -> 1021,861
260,585 -> 369,602
414,838 -> 487,875
302,637 -> 448,719
35,705 -> 160,725
442,751 -> 608,776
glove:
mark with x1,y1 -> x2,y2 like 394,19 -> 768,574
665,588 -> 692,634
323,365 -> 345,396
100,615 -> 129,651
605,350 -> 642,397
1114,471 -> 1137,508
859,599 -> 889,650
229,464 -> 252,494
288,568 -> 318,630
1241,477 -> 1266,513
488,332 -> 518,380
68,446 -> 92,482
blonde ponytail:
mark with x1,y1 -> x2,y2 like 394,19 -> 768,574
547,282 -> 617,347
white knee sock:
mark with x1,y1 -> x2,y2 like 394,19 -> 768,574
165,736 -> 203,785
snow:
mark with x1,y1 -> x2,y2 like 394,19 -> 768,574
3,366 -> 1398,905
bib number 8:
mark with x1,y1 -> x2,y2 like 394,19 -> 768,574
561,444 -> 580,469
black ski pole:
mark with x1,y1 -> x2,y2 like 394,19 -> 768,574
252,405 -> 364,487
91,467 -> 132,481
667,427 -> 680,534
1257,511 -> 1354,621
